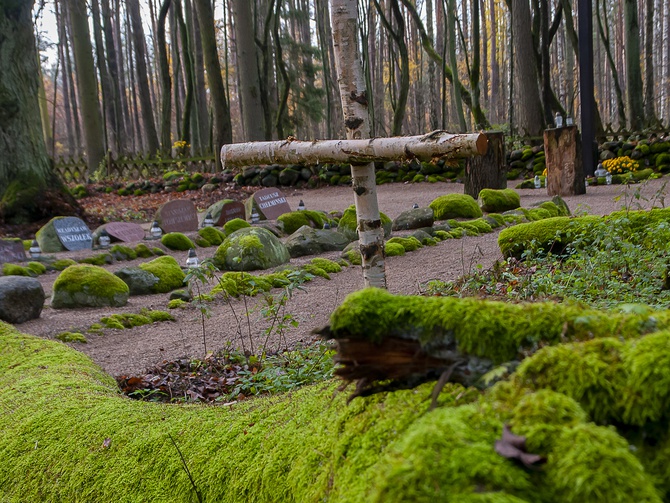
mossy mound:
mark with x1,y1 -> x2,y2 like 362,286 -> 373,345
160,232 -> 195,251
110,244 -> 137,261
198,226 -> 226,246
309,258 -> 342,274
223,218 -> 251,235
0,322 -> 665,502
55,331 -> 87,343
134,243 -> 154,258
384,242 -> 405,256
213,227 -> 290,272
498,216 -> 577,258
478,189 -> 521,213
2,263 -> 34,277
386,236 -> 423,252
138,256 -> 185,293
47,258 -> 77,271
337,205 -> 393,241
429,193 -> 483,220
277,210 -> 328,235
210,271 -> 276,297
51,265 -> 129,309
77,253 -> 113,266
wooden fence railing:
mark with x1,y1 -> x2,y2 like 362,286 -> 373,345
54,152 -> 217,184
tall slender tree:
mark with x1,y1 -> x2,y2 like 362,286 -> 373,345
624,0 -> 644,130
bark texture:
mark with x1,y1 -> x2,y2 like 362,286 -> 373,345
330,0 -> 386,289
220,131 -> 488,167
544,126 -> 586,197
464,131 -> 505,198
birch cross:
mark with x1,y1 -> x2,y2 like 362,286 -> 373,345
220,0 -> 487,289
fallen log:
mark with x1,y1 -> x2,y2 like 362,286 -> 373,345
220,130 -> 488,168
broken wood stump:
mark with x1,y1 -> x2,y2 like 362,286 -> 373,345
544,126 -> 586,196
464,131 -> 506,198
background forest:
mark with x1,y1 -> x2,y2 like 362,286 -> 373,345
33,0 -> 670,172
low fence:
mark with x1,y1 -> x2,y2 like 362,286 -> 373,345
54,152 -> 217,184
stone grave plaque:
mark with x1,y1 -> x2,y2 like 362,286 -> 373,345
0,240 -> 26,264
157,200 -> 199,232
53,217 -> 93,251
217,201 -> 246,225
253,188 -> 291,220
105,222 -> 146,243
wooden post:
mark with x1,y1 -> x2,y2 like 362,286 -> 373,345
464,131 -> 505,198
544,126 -> 586,196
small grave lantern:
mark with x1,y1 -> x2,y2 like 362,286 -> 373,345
150,221 -> 162,239
186,248 -> 199,268
251,208 -> 260,224
29,239 -> 41,259
554,112 -> 563,128
203,213 -> 214,228
298,200 -> 306,211
99,229 -> 111,249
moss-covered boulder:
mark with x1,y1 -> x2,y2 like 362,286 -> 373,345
337,205 -> 392,241
202,199 -> 235,226
498,216 -> 579,258
429,194 -> 483,220
213,227 -> 290,271
114,267 -> 161,296
223,218 -> 251,235
138,256 -> 185,293
478,189 -> 521,213
34,216 -> 68,253
51,265 -> 129,309
277,210 -> 328,235
285,225 -> 350,258
161,232 -> 195,251
198,226 -> 226,246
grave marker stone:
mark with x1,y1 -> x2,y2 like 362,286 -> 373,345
251,188 -> 291,220
0,240 -> 26,264
156,200 -> 199,232
53,217 -> 93,251
105,222 -> 146,243
218,201 -> 246,225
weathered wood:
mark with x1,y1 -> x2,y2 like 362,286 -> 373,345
464,131 -> 506,198
220,131 -> 488,168
544,126 -> 586,196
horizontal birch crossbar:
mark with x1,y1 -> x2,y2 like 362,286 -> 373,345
220,130 -> 488,168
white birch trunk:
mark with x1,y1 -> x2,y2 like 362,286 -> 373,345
220,131 -> 487,167
330,0 -> 386,289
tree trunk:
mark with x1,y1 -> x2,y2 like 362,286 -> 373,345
174,0 -> 194,145
185,0 -> 209,153
90,0 -> 115,154
193,0 -> 233,164
447,0 -> 467,131
128,0 -> 160,154
624,0 -> 644,130
221,131 -> 488,166
544,126 -> 585,196
0,0 -> 81,224
330,0 -> 386,289
643,0 -> 657,126
100,0 -> 125,153
489,0 -> 499,121
67,0 -> 106,172
232,0 -> 265,141
596,0 -> 627,128
464,131 -> 505,198
157,0 -> 172,153
511,0 -> 544,137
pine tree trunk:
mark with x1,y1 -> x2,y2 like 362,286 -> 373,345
157,0 -> 172,153
624,0 -> 644,130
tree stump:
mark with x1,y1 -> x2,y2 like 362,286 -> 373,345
544,126 -> 586,196
464,131 -> 506,198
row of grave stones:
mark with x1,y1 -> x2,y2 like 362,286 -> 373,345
0,188 -> 294,264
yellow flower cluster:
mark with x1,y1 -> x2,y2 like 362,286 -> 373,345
602,156 -> 639,174
172,140 -> 190,150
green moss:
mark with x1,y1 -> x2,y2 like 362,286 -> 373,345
142,309 -> 175,323
110,245 -> 137,261
429,194 -> 483,220
160,232 -> 195,251
194,236 -> 211,247
478,189 -> 521,213
138,256 -> 185,293
327,288 -> 665,365
309,258 -> 342,273
342,248 -> 362,265
223,218 -> 251,235
412,174 -> 425,183
55,332 -> 87,343
386,236 -> 423,252
78,253 -> 113,266
498,216 -> 577,258
2,263 -> 33,276
48,258 -> 77,271
277,210 -> 327,235
151,247 -> 165,256
26,261 -> 46,275
338,205 -> 392,240
134,244 -> 154,258
526,208 -> 552,221
51,265 -> 129,309
198,227 -> 225,246
385,242 -> 406,256
452,218 -> 493,235
100,314 -> 152,329
433,230 -> 450,240
167,299 -> 187,309
301,264 -> 331,280
538,201 -> 561,217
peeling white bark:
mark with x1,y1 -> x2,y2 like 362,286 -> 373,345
330,0 -> 386,289
219,131 -> 487,168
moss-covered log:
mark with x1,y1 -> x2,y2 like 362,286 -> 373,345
1,320 -> 667,502
321,288 -> 670,397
